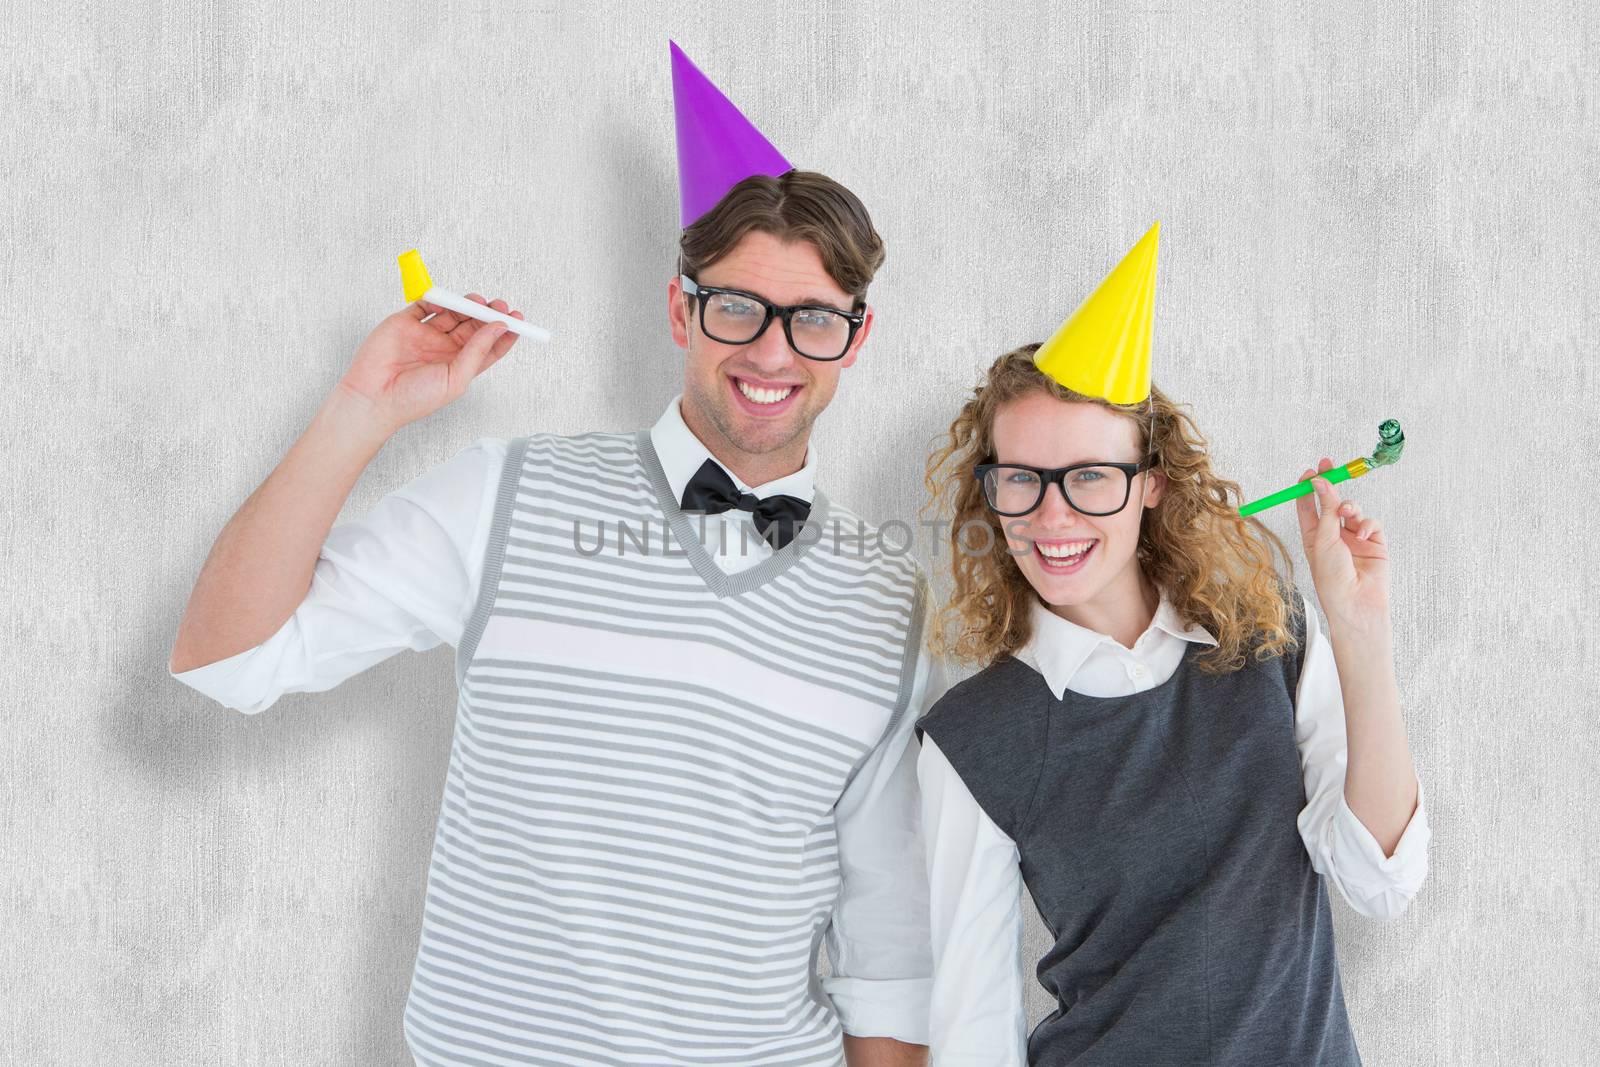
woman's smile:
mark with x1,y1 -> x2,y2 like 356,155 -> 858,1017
1033,537 -> 1098,575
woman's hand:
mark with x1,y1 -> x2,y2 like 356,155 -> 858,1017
337,294 -> 525,434
1294,455 -> 1391,632
1295,461 -> 1421,863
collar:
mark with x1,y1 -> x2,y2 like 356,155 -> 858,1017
648,393 -> 817,505
1016,588 -> 1218,700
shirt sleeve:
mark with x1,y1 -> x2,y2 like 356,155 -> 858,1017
819,645 -> 943,1045
169,436 -> 508,715
1293,591 -> 1431,919
917,731 -> 1029,1066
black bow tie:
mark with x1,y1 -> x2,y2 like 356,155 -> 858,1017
679,459 -> 812,550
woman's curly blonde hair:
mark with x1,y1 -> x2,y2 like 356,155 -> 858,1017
923,344 -> 1303,675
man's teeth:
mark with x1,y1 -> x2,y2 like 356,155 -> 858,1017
1038,541 -> 1095,560
736,380 -> 796,405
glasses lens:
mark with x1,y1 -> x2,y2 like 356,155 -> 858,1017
982,466 -> 1044,515
788,307 -> 852,360
1064,466 -> 1132,514
701,291 -> 767,343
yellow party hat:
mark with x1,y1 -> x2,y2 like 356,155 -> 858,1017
1033,222 -> 1160,404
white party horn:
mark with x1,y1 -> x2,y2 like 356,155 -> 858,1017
397,248 -> 551,343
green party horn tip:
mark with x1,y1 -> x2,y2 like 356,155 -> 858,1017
1239,420 -> 1405,517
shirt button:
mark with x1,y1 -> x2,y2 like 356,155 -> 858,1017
1130,663 -> 1147,679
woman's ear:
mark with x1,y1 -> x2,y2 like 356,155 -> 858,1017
1142,469 -> 1167,508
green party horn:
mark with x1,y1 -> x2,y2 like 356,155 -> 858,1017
1239,420 -> 1405,517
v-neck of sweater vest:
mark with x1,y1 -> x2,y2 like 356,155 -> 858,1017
634,428 -> 834,600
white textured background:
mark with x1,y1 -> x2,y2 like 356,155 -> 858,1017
4,1 -> 1596,1064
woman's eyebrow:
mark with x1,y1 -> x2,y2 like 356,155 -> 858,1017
995,456 -> 1137,466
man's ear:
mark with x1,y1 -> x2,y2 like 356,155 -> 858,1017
838,303 -> 873,370
668,276 -> 691,350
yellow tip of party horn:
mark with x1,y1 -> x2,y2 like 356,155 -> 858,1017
397,249 -> 433,304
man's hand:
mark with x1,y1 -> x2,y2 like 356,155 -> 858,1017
339,294 -> 526,434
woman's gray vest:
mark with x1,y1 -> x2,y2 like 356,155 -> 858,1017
916,593 -> 1360,1066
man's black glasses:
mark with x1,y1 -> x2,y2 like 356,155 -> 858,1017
680,275 -> 864,362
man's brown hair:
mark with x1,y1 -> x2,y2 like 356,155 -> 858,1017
678,170 -> 885,306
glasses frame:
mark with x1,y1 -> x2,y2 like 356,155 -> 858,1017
679,274 -> 865,362
973,457 -> 1160,517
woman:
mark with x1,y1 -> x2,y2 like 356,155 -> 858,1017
915,341 -> 1430,1065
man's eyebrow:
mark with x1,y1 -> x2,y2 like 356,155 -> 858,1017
701,279 -> 855,312
797,295 -> 854,311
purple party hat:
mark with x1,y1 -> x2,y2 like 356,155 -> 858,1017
670,41 -> 793,228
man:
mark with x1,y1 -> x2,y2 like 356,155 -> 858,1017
170,41 -> 938,1066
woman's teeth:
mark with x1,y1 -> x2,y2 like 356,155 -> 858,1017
1038,541 -> 1095,560
1037,540 -> 1096,570
736,380 -> 796,405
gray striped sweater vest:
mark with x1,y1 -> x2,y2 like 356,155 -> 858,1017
402,428 -> 926,1066
916,592 -> 1360,1066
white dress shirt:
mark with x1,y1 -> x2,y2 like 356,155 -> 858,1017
171,393 -> 944,1043
917,592 -> 1430,1065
